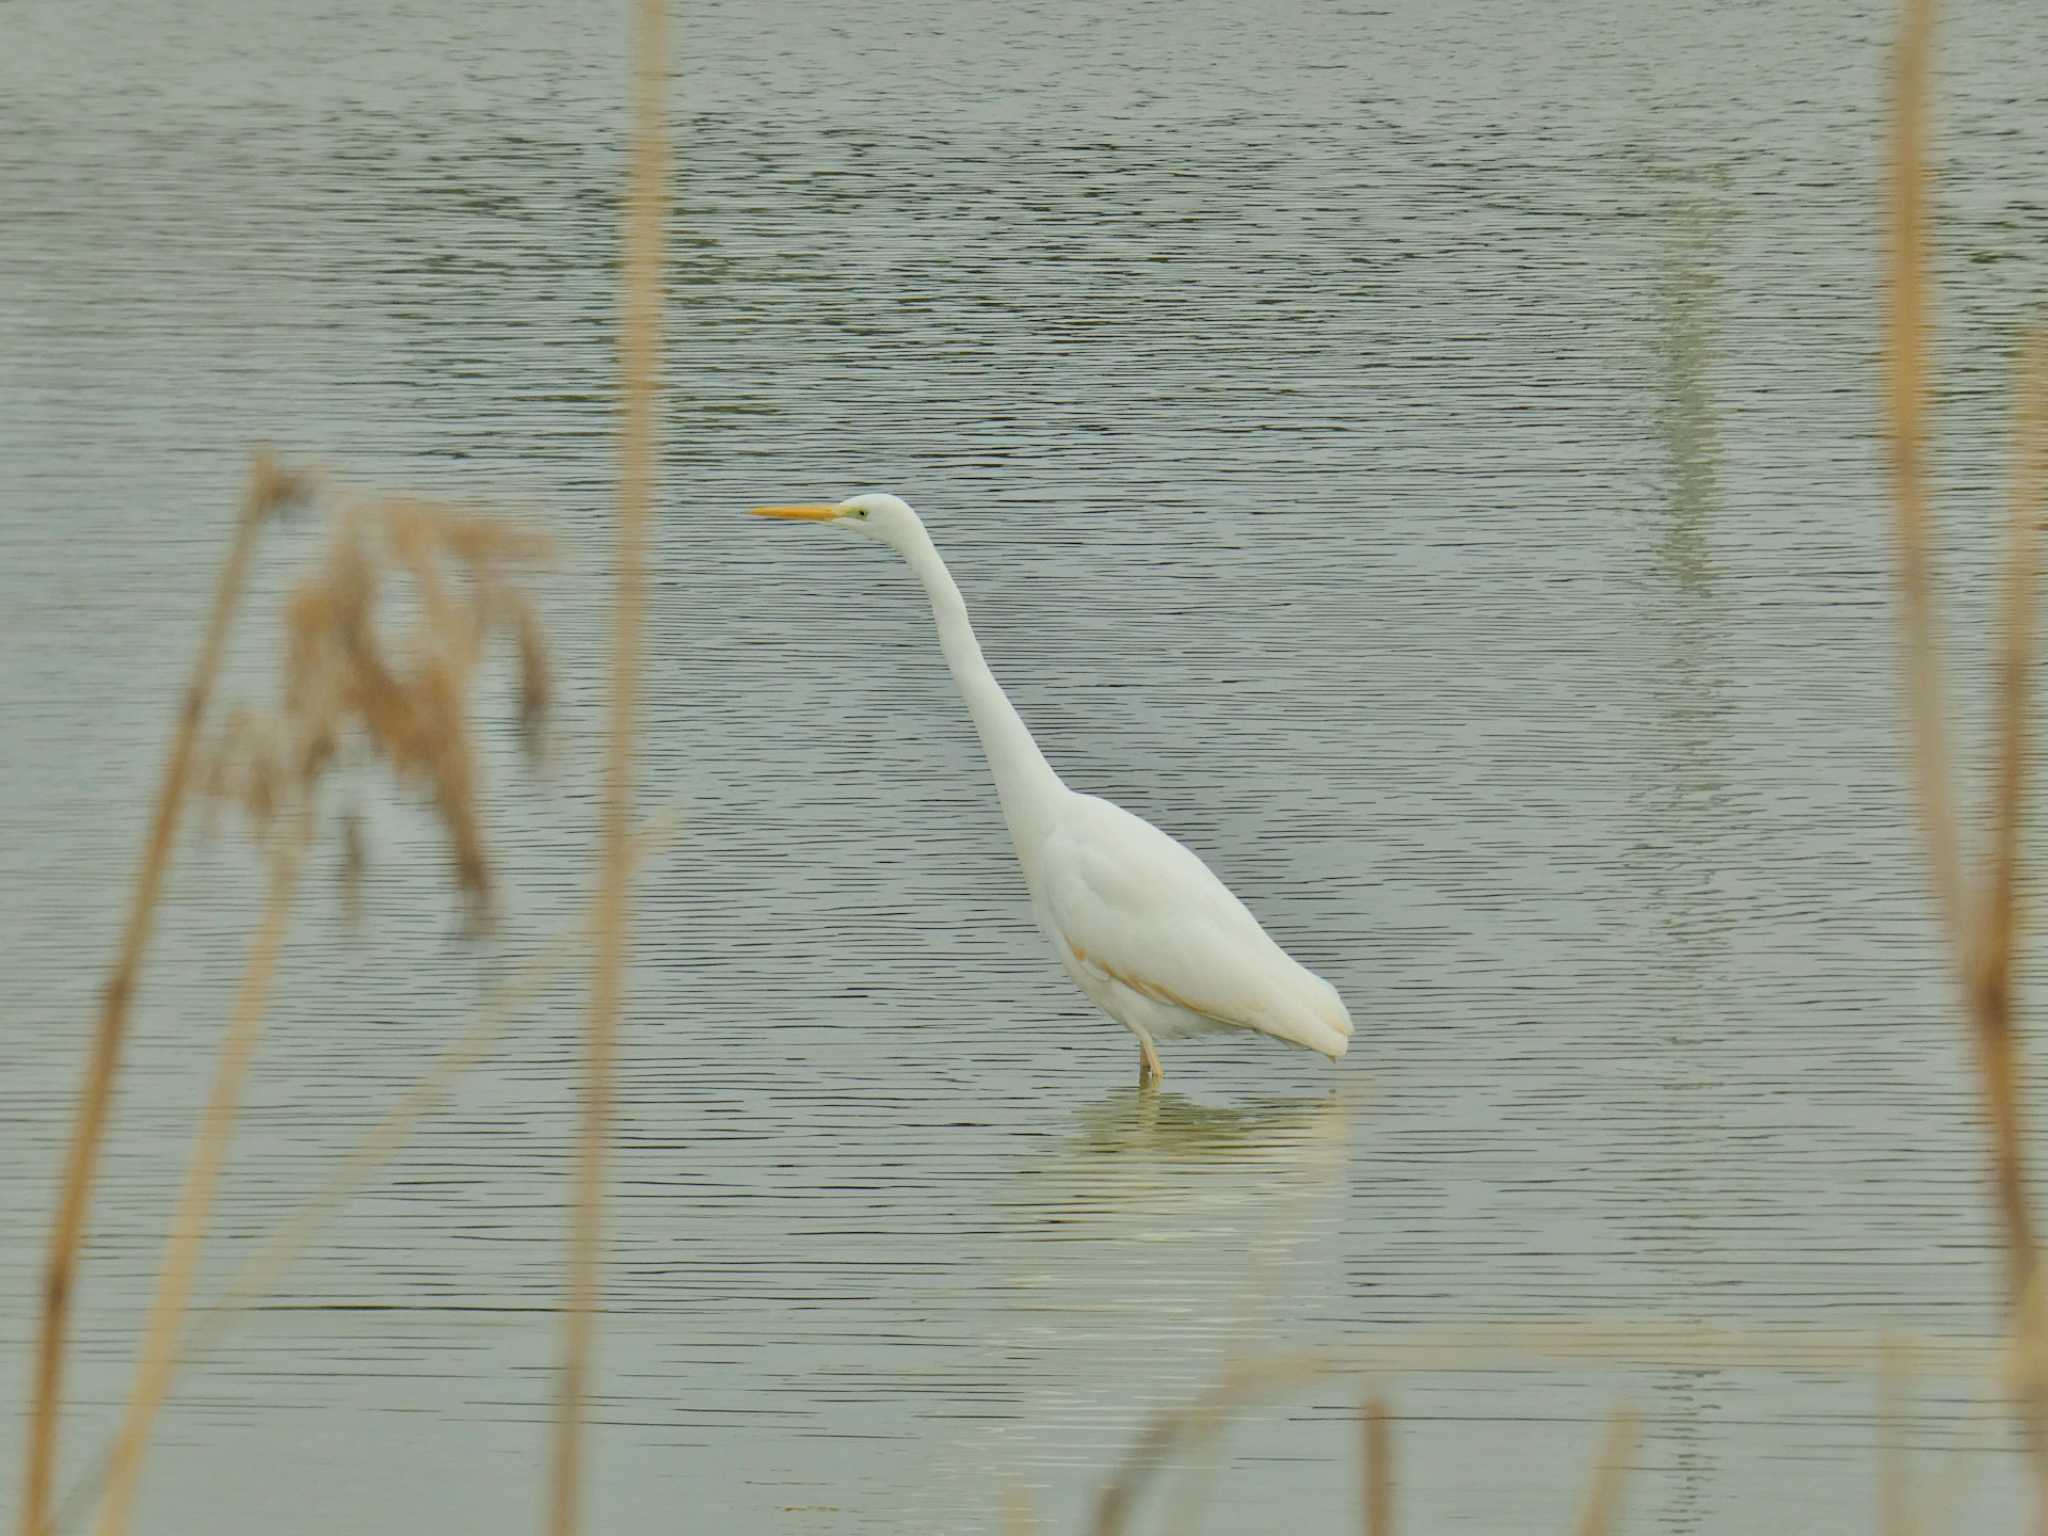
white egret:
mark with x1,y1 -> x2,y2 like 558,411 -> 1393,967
750,494 -> 1353,1084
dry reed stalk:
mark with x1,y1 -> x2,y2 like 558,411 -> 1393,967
1088,1354 -> 1331,1536
2002,334 -> 2048,1528
1882,0 -> 2048,1516
1970,328 -> 2048,1327
195,821 -> 671,1338
92,811 -> 312,1536
46,816 -> 678,1535
547,0 -> 666,1530
1882,0 -> 1964,950
1570,1406 -> 1638,1536
20,451 -> 306,1536
1880,1340 -> 1917,1536
47,470 -> 549,1535
999,1488 -> 1039,1536
1078,1329 -> 2017,1536
1362,1395 -> 1393,1536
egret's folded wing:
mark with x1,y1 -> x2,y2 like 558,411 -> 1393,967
1040,794 -> 1352,1056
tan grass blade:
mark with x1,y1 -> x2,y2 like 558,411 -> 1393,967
1984,338 -> 2048,1534
1089,1354 -> 1331,1536
21,451 -> 304,1536
1882,0 -> 2048,1516
1881,0 -> 1963,950
48,816 -> 678,1535
196,812 -> 671,1335
1880,1339 -> 1917,1536
1362,1395 -> 1393,1536
1973,328 -> 2048,1321
1000,1487 -> 1038,1536
1998,333 -> 2048,1531
1073,1329 -> 2014,1536
1571,1405 -> 1638,1536
1966,327 -> 2048,1335
92,815 -> 311,1536
547,1 -> 666,1529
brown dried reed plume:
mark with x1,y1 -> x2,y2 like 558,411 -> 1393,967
263,492 -> 554,926
83,480 -> 552,1536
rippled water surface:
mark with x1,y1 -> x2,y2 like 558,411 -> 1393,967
8,0 -> 2048,1531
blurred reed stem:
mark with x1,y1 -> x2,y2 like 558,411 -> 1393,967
1882,0 -> 2048,1522
1571,1406 -> 1638,1536
1989,328 -> 2048,1277
1883,0 -> 1962,953
547,0 -> 666,1531
1000,1488 -> 1038,1536
1880,1341 -> 1917,1536
93,812 -> 312,1536
46,817 -> 677,1536
20,451 -> 302,1536
1089,1355 -> 1330,1536
1362,1396 -> 1393,1536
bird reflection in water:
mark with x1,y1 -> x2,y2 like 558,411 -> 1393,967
1064,1085 -> 1353,1172
893,1089 -> 1354,1530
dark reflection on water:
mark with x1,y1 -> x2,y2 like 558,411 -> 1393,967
1635,162 -> 1732,1536
1061,1087 -> 1350,1163
6,0 -> 2048,1531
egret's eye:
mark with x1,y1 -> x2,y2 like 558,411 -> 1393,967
854,507 -> 869,519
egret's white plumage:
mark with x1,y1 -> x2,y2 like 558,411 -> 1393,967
750,492 -> 1354,1083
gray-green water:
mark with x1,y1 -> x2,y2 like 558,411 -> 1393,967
6,0 -> 2048,1530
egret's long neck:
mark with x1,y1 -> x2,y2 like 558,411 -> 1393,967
899,525 -> 1065,847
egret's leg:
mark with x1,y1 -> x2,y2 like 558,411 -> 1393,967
1136,1033 -> 1164,1087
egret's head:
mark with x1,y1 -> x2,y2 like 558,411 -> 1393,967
749,492 -> 920,548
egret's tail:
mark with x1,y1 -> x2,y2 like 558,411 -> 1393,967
1260,971 -> 1353,1060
